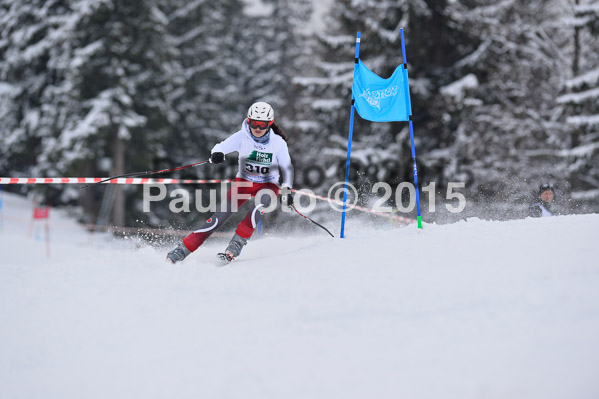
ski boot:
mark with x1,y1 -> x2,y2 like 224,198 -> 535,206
166,242 -> 191,264
217,233 -> 248,264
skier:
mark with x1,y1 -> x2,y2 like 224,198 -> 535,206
166,102 -> 294,264
528,183 -> 554,217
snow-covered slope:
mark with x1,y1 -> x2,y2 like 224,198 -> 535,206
1,192 -> 598,399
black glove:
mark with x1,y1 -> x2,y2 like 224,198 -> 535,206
210,152 -> 225,164
280,186 -> 294,207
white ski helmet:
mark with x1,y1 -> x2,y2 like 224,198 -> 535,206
247,102 -> 275,125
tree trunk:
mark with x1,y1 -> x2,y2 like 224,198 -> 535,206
78,159 -> 97,224
111,131 -> 126,227
573,0 -> 580,76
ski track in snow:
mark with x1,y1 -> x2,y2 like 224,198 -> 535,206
1,192 -> 598,399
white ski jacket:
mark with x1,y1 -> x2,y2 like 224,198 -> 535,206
212,120 -> 294,188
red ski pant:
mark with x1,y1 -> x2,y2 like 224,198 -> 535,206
182,178 -> 279,252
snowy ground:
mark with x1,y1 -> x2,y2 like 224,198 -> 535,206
1,191 -> 599,399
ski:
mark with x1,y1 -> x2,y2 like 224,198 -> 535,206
216,252 -> 234,266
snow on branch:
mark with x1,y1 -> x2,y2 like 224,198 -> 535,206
557,87 -> 599,104
167,0 -> 207,23
565,67 -> 599,90
566,114 -> 599,127
574,3 -> 599,15
440,74 -> 479,101
572,189 -> 599,200
455,40 -> 492,69
560,141 -> 599,158
318,34 -> 355,48
292,71 -> 354,87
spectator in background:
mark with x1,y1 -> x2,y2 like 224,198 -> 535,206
528,183 -> 555,217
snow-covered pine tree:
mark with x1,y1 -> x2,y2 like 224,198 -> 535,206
294,0 -> 412,196
231,0 -> 313,119
160,0 -> 313,229
433,0 -> 575,218
1,0 -> 183,225
0,0 -> 68,177
557,0 -> 599,212
149,0 -> 249,230
163,0 -> 312,167
261,0 -> 313,122
244,0 -> 315,194
295,0 -> 592,220
169,0 -> 314,180
165,0 -> 246,155
223,0 -> 316,227
294,0 -> 489,220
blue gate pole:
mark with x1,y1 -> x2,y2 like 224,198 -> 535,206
400,28 -> 422,229
340,32 -> 361,238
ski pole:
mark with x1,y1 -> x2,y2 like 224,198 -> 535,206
291,205 -> 334,238
80,160 -> 210,189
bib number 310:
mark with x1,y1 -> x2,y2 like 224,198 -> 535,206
246,164 -> 270,174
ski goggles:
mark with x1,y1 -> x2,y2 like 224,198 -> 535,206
249,120 -> 270,130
